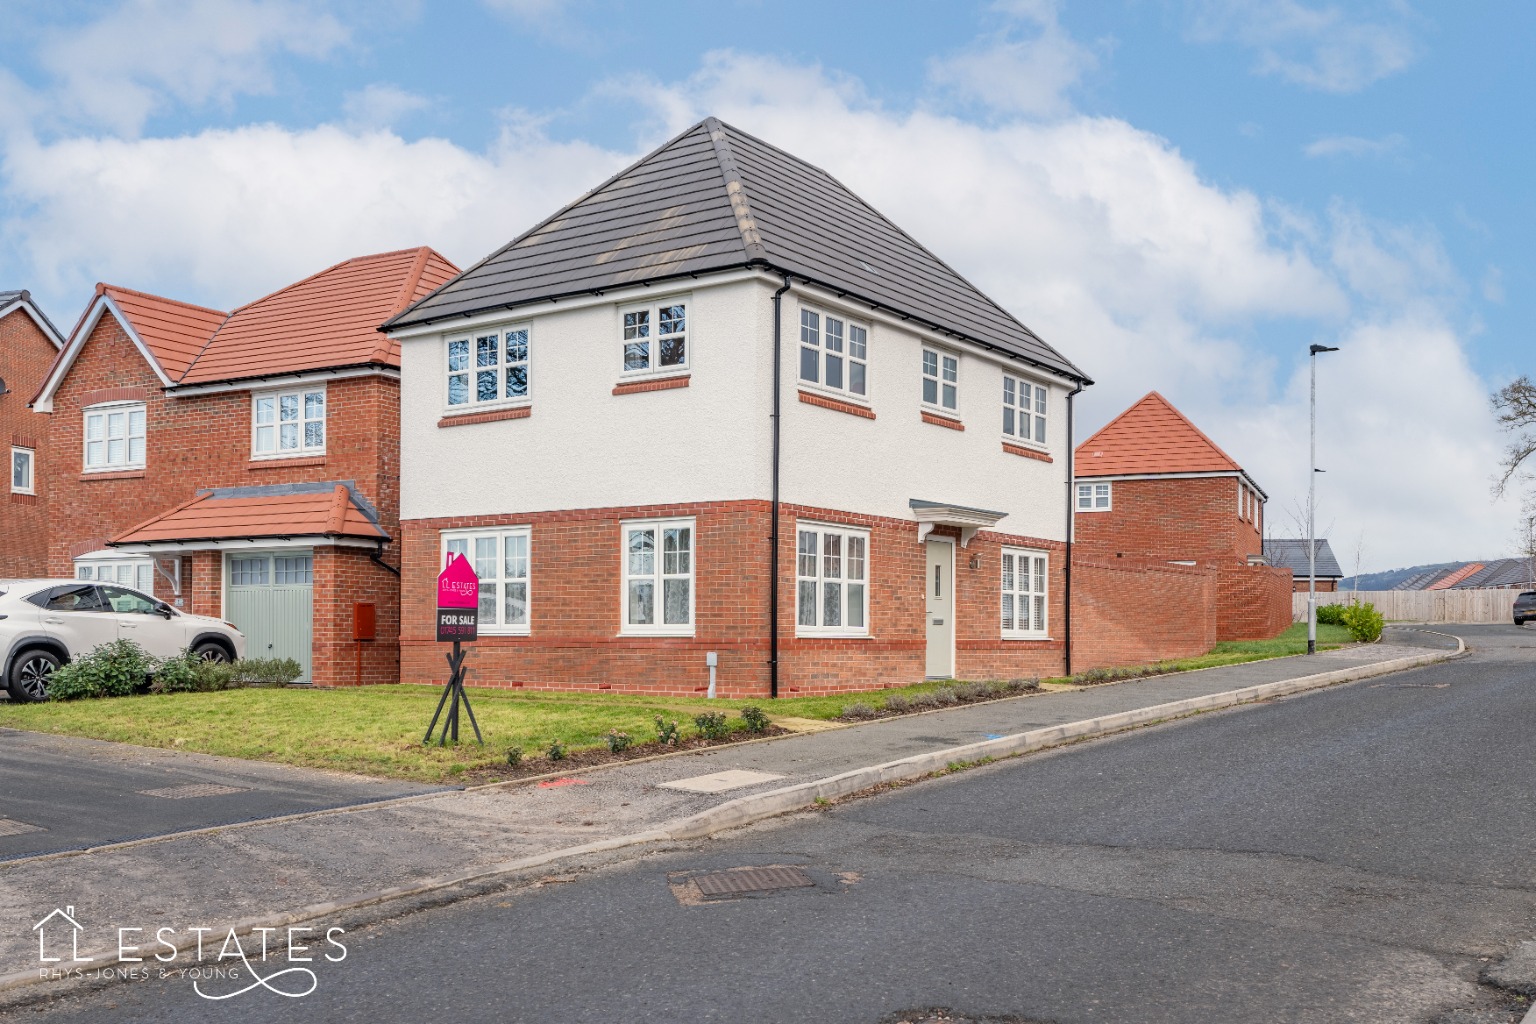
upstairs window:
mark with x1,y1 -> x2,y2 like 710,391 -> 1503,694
1002,548 -> 1049,639
622,518 -> 694,634
1003,375 -> 1047,445
11,447 -> 33,494
253,388 -> 325,457
83,402 -> 146,471
922,349 -> 958,412
1076,482 -> 1111,511
448,326 -> 529,407
621,301 -> 688,374
798,308 -> 868,398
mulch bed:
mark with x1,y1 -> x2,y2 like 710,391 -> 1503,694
458,726 -> 793,785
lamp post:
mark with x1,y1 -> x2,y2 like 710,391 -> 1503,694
1308,343 -> 1339,655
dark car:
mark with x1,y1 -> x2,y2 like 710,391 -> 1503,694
1515,591 -> 1536,626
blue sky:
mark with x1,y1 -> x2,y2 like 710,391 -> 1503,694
0,0 -> 1530,570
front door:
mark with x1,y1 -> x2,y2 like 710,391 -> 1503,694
925,540 -> 955,679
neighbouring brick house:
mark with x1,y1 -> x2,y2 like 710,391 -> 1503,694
1263,538 -> 1344,592
1,290 -> 66,576
30,249 -> 458,685
1071,391 -> 1292,660
384,117 -> 1094,697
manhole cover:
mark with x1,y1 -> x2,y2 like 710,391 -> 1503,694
0,819 -> 44,837
693,866 -> 815,898
137,784 -> 248,799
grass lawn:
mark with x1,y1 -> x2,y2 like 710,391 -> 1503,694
0,621 -> 1354,782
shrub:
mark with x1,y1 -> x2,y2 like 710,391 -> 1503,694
739,706 -> 771,734
693,711 -> 730,741
956,682 -> 989,701
1315,604 -> 1347,626
654,717 -> 681,746
839,701 -> 878,720
506,747 -> 524,767
882,694 -> 912,713
605,730 -> 632,753
1340,601 -> 1385,643
933,687 -> 960,706
228,657 -> 303,687
47,640 -> 153,701
907,692 -> 942,710
547,739 -> 567,761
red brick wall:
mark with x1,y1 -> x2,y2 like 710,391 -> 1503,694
1216,563 -> 1293,640
400,501 -> 1069,697
312,547 -> 400,687
0,306 -> 57,576
1075,475 -> 1262,565
1071,557 -> 1218,671
1292,578 -> 1338,592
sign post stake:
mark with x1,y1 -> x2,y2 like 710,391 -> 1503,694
426,554 -> 483,747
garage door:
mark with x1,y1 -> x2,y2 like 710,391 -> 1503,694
225,551 -> 313,683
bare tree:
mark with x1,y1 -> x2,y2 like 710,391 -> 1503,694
1492,376 -> 1536,498
1350,530 -> 1367,594
1517,488 -> 1536,590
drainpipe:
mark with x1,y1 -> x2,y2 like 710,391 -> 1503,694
370,542 -> 401,577
769,274 -> 793,698
1064,382 -> 1085,677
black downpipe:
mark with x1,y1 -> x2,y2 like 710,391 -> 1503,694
769,275 -> 793,698
1064,383 -> 1084,676
371,543 -> 401,577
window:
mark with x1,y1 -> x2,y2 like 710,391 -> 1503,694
798,307 -> 868,398
447,326 -> 529,407
444,529 -> 530,634
922,349 -> 958,411
1003,375 -> 1047,445
11,447 -> 33,494
75,559 -> 154,593
229,557 -> 269,586
1076,482 -> 1111,511
621,519 -> 693,634
1002,548 -> 1049,638
621,301 -> 688,374
44,585 -> 106,612
83,402 -> 146,471
253,388 -> 325,457
795,523 -> 869,636
100,585 -> 158,613
274,556 -> 313,585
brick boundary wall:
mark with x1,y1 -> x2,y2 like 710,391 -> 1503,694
1216,563 -> 1293,641
1071,557 -> 1217,672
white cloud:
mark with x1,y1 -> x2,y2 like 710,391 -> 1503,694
341,84 -> 433,129
1187,0 -> 1419,93
36,0 -> 349,135
1304,132 -> 1406,158
928,0 -> 1097,117
1482,266 -> 1505,304
1326,201 -> 1459,307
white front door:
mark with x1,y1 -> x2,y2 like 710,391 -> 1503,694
925,540 -> 955,679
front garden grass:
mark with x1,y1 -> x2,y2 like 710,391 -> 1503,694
0,620 -> 1355,782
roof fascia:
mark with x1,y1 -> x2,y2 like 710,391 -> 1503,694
31,295 -> 172,412
109,536 -> 383,553
0,297 -> 66,349
167,364 -> 400,397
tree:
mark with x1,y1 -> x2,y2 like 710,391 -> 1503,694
1492,376 -> 1536,498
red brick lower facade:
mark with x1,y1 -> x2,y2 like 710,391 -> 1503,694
1070,557 -> 1218,671
1216,564 -> 1293,641
400,500 -> 1068,697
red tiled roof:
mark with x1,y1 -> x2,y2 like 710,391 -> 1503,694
1075,391 -> 1243,478
111,485 -> 388,545
100,285 -> 228,381
178,247 -> 459,385
1426,563 -> 1483,591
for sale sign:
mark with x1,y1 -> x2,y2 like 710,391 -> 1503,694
436,553 -> 479,642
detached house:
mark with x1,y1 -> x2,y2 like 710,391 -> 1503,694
0,291 -> 66,576
31,249 -> 458,685
385,117 -> 1092,697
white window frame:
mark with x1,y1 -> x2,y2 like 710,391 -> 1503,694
1076,482 -> 1112,512
251,386 -> 326,459
1002,547 -> 1049,640
82,401 -> 146,472
619,297 -> 690,378
445,324 -> 530,411
11,446 -> 34,495
921,347 -> 959,415
441,528 -> 531,636
620,517 -> 695,636
74,558 -> 156,595
794,522 -> 870,638
1002,373 -> 1048,448
797,305 -> 870,401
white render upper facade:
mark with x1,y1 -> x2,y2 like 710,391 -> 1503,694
394,270 -> 1074,543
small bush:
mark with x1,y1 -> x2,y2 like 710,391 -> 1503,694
933,686 -> 960,706
1340,601 -> 1385,643
693,711 -> 730,741
839,701 -> 878,720
739,706 -> 771,734
1006,678 -> 1037,693
605,730 -> 632,753
882,693 -> 912,713
907,692 -> 942,710
506,747 -> 524,767
654,716 -> 681,746
955,682 -> 989,701
228,657 -> 303,687
47,640 -> 153,701
1315,604 -> 1347,626
547,739 -> 567,761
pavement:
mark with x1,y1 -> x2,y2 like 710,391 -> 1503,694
10,622 -> 1531,1024
0,629 -> 1462,1004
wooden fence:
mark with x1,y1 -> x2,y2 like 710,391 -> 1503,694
1292,589 -> 1523,624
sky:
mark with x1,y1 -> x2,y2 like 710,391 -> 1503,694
0,0 -> 1530,574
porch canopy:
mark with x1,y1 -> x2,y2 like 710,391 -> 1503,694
109,481 -> 389,553
909,498 -> 1008,547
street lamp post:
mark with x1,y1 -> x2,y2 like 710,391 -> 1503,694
1308,343 -> 1339,655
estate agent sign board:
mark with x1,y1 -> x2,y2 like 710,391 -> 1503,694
436,554 -> 478,642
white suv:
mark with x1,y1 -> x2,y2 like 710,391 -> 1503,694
1,579 -> 246,702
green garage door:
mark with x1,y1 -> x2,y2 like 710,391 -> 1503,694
225,551 -> 313,683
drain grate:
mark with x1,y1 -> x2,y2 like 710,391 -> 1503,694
137,783 -> 248,800
0,818 -> 44,837
693,866 -> 816,898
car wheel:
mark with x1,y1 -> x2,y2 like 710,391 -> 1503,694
193,642 -> 232,664
7,649 -> 62,702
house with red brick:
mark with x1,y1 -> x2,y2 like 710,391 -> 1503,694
1071,391 -> 1292,650
29,248 -> 458,685
384,117 -> 1093,697
1,290 -> 66,577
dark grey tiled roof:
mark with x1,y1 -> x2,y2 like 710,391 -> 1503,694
388,118 -> 1087,382
1455,557 -> 1536,589
0,289 -> 64,344
1264,538 -> 1343,578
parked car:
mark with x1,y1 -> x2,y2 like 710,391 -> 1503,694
0,579 -> 246,702
1515,591 -> 1536,626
